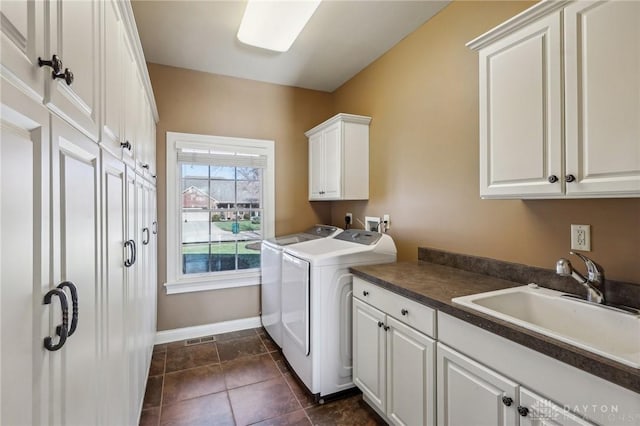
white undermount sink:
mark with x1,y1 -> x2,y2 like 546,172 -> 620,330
452,285 -> 640,369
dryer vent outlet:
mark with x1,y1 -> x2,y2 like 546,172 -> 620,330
365,216 -> 381,232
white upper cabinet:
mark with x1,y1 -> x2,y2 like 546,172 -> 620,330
0,0 -> 45,102
305,113 -> 371,201
564,1 -> 640,196
45,0 -> 100,141
469,0 -> 640,199
102,0 -> 124,153
475,12 -> 562,198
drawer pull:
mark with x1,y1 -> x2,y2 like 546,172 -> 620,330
517,406 -> 529,417
362,290 -> 369,296
502,396 -> 513,407
377,321 -> 384,328
383,325 -> 390,331
401,308 -> 408,316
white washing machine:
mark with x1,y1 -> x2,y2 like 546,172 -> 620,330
281,229 -> 397,398
260,225 -> 341,347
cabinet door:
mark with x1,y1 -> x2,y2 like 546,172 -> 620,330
564,1 -> 640,196
102,149 -> 129,426
437,343 -> 518,426
0,80 -> 50,426
353,298 -> 387,414
386,317 -> 436,426
478,12 -> 562,198
45,0 -> 100,141
322,122 -> 342,199
308,131 -> 325,199
101,0 -> 123,154
50,116 -> 101,425
519,387 -> 596,426
0,0 -> 45,101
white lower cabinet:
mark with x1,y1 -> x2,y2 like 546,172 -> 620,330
437,343 -> 597,426
519,387 -> 595,426
353,279 -> 436,426
437,343 -> 518,426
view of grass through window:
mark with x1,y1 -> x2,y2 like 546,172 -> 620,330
180,163 -> 262,274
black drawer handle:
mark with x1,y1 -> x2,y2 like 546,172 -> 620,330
517,406 -> 529,417
502,396 -> 513,407
43,289 -> 69,351
362,290 -> 369,296
38,54 -> 63,74
56,281 -> 78,337
377,321 -> 383,328
120,141 -> 132,151
401,308 -> 408,316
53,68 -> 74,86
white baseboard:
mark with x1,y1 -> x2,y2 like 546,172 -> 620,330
155,316 -> 262,345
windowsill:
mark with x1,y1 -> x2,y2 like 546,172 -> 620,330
164,269 -> 261,295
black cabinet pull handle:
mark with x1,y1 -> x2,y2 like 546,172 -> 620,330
152,221 -> 158,235
142,163 -> 150,170
52,68 -> 74,86
142,228 -> 150,245
56,281 -> 78,337
565,174 -> 576,183
377,321 -> 383,328
43,288 -> 69,351
362,290 -> 369,296
517,406 -> 529,417
124,239 -> 136,267
401,308 -> 408,316
502,396 -> 513,407
38,54 -> 63,74
120,141 -> 131,151
383,325 -> 390,331
548,175 -> 558,183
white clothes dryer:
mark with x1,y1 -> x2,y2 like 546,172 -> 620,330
260,225 -> 341,347
281,229 -> 396,399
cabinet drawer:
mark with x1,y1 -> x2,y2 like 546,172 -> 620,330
354,277 -> 436,338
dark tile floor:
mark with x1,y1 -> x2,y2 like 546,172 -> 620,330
140,327 -> 386,426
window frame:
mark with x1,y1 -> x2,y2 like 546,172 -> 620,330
165,131 -> 275,295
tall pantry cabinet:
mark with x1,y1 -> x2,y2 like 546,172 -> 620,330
0,1 -> 158,425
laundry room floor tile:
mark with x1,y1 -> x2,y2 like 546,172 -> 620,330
139,327 -> 386,426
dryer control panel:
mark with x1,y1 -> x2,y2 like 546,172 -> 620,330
334,229 -> 382,245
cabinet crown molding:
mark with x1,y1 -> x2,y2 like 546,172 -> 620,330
466,0 -> 569,51
304,113 -> 372,137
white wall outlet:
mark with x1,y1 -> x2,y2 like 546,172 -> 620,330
383,214 -> 390,230
365,216 -> 381,232
571,224 -> 591,251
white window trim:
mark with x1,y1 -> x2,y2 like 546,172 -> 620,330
164,131 -> 275,295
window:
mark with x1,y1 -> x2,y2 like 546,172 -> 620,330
165,132 -> 274,294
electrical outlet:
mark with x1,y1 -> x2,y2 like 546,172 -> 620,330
571,224 -> 591,251
345,212 -> 353,227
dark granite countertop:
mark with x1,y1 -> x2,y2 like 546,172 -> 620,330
350,260 -> 640,394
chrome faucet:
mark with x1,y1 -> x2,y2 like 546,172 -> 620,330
556,252 -> 605,304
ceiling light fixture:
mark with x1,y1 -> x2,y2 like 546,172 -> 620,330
237,0 -> 321,53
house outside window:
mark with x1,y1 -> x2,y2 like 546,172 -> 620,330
165,132 -> 275,295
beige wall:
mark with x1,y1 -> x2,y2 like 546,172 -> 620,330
151,0 -> 640,331
148,64 -> 333,330
330,0 -> 640,284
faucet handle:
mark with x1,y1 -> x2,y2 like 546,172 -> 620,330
569,252 -> 603,284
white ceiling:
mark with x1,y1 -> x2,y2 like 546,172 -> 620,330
131,0 -> 450,92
